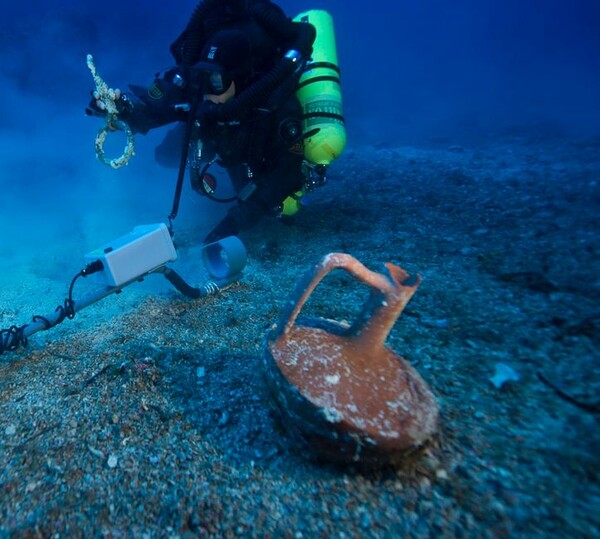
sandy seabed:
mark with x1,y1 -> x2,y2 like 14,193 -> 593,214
1,134 -> 599,538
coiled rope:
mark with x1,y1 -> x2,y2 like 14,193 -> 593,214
87,54 -> 135,169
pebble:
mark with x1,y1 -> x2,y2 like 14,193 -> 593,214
421,318 -> 450,328
88,445 -> 104,459
5,424 -> 16,436
490,362 -> 521,388
491,500 -> 507,516
218,411 -> 230,426
436,469 -> 449,480
107,454 -> 118,468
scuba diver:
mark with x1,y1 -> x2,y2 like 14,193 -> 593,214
86,0 -> 316,243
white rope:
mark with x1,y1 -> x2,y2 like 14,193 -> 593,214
87,54 -> 135,169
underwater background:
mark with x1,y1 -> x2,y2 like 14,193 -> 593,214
1,0 -> 599,274
1,1 -> 599,537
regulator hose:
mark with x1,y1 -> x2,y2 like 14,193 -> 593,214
209,52 -> 301,123
171,0 -> 214,66
161,268 -> 221,299
172,0 -> 249,66
251,4 -> 316,60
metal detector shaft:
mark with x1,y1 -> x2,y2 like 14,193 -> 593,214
20,284 -> 123,340
20,261 -> 243,341
1,233 -> 247,355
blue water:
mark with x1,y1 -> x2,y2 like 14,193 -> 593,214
4,2 -> 600,136
1,0 -> 599,307
0,0 -> 600,322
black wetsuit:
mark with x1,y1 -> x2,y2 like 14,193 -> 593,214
120,0 -> 315,242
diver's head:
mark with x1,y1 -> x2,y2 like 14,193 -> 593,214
224,0 -> 248,15
194,30 -> 252,101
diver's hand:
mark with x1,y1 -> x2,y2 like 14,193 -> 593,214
85,92 -> 107,117
85,89 -> 132,117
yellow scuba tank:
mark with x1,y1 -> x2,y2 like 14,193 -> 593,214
281,10 -> 346,217
294,10 -> 346,165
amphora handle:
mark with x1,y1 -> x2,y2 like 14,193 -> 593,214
273,253 -> 421,348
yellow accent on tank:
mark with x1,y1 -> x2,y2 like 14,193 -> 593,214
281,190 -> 304,217
294,10 -> 346,165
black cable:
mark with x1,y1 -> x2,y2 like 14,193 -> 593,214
168,94 -> 202,235
193,160 -> 238,203
31,272 -> 79,330
209,55 -> 300,123
0,325 -> 28,354
0,260 -> 104,356
538,372 -> 600,414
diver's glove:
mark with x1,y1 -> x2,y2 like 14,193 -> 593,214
85,90 -> 134,119
147,66 -> 187,102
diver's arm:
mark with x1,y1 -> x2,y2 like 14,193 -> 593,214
112,92 -> 181,135
87,68 -> 190,135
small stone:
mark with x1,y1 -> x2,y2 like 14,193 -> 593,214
88,445 -> 104,459
490,362 -> 521,388
107,454 -> 118,468
422,318 -> 450,329
491,500 -> 507,516
5,424 -> 16,436
188,512 -> 201,530
422,456 -> 440,471
436,468 -> 449,480
218,411 -> 229,426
